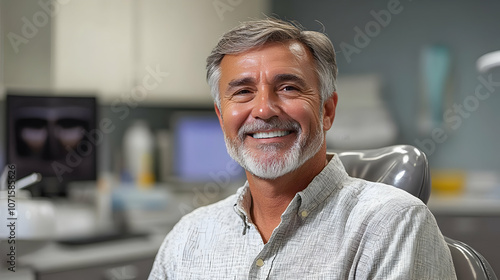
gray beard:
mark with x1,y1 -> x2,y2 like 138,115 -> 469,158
224,118 -> 324,180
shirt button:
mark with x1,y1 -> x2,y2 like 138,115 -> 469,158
301,210 -> 309,217
256,259 -> 265,267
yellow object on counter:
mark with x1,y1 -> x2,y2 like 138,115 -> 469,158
138,154 -> 155,188
431,169 -> 466,195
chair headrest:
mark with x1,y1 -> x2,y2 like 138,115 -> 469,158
336,145 -> 431,204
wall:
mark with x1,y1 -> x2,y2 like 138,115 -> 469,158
272,0 -> 500,171
51,0 -> 270,104
1,0 -> 52,88
1,0 -> 270,104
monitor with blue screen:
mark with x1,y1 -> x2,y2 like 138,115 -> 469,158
172,112 -> 244,183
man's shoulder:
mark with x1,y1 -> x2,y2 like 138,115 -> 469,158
150,193 -> 243,279
172,193 -> 238,231
345,176 -> 426,211
337,177 -> 434,234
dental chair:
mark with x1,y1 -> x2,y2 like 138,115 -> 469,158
336,145 -> 498,280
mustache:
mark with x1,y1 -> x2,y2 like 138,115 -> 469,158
237,117 -> 301,140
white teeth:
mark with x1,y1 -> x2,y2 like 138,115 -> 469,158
252,130 -> 291,139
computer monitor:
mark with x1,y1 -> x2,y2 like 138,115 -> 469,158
6,93 -> 97,196
171,112 -> 244,183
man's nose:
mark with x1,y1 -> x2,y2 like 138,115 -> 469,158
251,87 -> 281,120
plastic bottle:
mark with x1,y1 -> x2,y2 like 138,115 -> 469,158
123,120 -> 155,188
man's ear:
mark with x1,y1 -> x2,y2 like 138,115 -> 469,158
214,103 -> 224,128
322,92 -> 338,131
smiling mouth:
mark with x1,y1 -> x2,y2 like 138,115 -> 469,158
251,130 -> 292,139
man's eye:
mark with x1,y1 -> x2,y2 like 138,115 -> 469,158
282,86 -> 299,92
235,89 -> 252,95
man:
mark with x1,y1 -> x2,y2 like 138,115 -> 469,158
149,18 -> 456,279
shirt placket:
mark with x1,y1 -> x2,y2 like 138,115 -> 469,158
247,228 -> 280,279
247,198 -> 303,279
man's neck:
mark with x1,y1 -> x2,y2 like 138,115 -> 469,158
247,149 -> 328,243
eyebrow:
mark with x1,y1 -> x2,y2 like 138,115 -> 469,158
227,77 -> 256,89
224,77 -> 256,94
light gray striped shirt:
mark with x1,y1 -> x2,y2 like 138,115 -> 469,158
149,155 -> 456,279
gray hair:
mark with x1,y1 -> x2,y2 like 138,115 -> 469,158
206,18 -> 338,110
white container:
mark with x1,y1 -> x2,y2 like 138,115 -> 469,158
123,120 -> 155,187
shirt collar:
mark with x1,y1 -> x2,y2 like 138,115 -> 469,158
233,153 -> 349,226
295,153 -> 349,216
233,182 -> 252,223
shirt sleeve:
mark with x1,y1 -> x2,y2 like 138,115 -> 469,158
148,231 -> 173,280
356,204 -> 457,280
148,212 -> 191,280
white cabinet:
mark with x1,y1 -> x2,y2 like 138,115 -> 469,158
51,0 -> 270,105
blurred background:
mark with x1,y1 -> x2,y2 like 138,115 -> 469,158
1,0 -> 500,278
